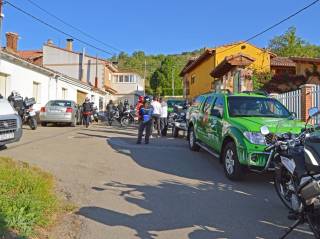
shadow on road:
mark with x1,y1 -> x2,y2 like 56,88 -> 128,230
78,179 -> 312,239
75,135 -> 313,239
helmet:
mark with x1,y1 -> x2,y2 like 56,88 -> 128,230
138,95 -> 144,102
144,96 -> 151,103
85,97 -> 90,102
124,99 -> 128,103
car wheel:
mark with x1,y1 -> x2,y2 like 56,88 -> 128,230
172,126 -> 179,138
41,122 -> 47,127
222,141 -> 244,180
188,126 -> 200,151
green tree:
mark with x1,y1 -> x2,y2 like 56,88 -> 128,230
268,27 -> 320,57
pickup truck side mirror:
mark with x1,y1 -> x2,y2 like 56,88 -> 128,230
211,109 -> 222,118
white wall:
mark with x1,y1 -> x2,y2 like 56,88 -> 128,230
0,55 -> 107,111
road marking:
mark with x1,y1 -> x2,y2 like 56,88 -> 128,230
260,220 -> 313,235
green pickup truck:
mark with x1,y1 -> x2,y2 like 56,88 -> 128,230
187,91 -> 303,180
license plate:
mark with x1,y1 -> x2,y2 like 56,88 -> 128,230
0,132 -> 14,141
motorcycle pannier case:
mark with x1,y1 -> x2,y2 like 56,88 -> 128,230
304,136 -> 320,173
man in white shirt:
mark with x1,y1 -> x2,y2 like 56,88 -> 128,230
160,97 -> 168,136
151,96 -> 162,137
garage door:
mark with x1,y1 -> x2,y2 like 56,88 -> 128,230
77,90 -> 87,104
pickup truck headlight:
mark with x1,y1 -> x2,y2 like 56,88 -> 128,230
243,132 -> 266,145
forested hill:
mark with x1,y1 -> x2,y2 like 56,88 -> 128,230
110,49 -> 204,95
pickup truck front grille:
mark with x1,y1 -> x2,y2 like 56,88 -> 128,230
0,119 -> 17,131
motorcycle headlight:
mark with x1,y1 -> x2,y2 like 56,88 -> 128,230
243,132 -> 266,145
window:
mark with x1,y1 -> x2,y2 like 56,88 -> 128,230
62,88 -> 68,100
124,75 -> 129,83
119,75 -> 124,83
211,96 -> 224,117
33,82 -> 41,103
202,96 -> 214,114
113,75 -> 119,83
192,95 -> 205,108
191,75 -> 196,84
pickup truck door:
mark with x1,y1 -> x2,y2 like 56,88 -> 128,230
206,96 -> 224,152
197,96 -> 214,142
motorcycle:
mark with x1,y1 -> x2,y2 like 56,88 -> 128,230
261,107 -> 320,238
9,95 -> 37,130
172,109 -> 187,138
120,109 -> 136,128
107,108 -> 121,126
92,106 -> 99,123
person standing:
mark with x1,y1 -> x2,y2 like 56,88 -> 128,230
151,96 -> 161,137
106,100 -> 114,124
137,96 -> 153,144
135,96 -> 144,121
82,97 -> 93,128
160,97 -> 168,136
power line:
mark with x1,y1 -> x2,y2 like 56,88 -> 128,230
215,0 -> 320,55
24,0 -> 123,53
5,1 -> 114,56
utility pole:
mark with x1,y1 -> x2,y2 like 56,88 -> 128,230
95,54 -> 98,88
172,65 -> 175,96
143,59 -> 146,96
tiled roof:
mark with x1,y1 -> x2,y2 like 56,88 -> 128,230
290,57 -> 320,63
270,57 -> 296,67
16,50 -> 43,65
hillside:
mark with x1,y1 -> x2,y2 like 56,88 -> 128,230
110,49 -> 204,95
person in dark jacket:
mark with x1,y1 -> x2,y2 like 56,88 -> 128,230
106,100 -> 114,122
82,97 -> 93,128
137,96 -> 153,144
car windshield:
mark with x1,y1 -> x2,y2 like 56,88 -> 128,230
228,96 -> 291,118
167,100 -> 185,108
48,100 -> 72,107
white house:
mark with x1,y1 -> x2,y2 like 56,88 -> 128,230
0,50 -> 107,111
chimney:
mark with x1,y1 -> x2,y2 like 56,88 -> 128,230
66,38 -> 73,51
6,32 -> 19,52
47,39 -> 54,46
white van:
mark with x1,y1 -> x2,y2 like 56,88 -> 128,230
0,98 -> 22,148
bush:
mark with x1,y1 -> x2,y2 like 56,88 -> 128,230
0,157 -> 59,237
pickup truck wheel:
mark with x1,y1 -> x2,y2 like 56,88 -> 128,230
222,142 -> 243,180
188,126 -> 200,151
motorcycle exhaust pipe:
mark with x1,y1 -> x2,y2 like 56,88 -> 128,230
301,180 -> 320,202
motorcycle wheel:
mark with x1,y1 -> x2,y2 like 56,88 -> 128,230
172,126 -> 179,138
274,166 -> 297,210
307,210 -> 320,239
121,117 -> 130,128
29,117 -> 37,130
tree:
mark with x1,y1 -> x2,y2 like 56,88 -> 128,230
268,27 -> 320,57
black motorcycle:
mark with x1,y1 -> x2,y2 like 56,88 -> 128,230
262,107 -> 320,238
107,108 -> 121,126
9,95 -> 37,130
120,109 -> 136,128
172,109 -> 187,138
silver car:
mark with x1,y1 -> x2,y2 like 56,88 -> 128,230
40,100 -> 78,127
0,98 -> 23,148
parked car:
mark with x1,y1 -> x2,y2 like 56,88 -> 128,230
0,98 -> 22,148
187,91 -> 304,180
167,99 -> 187,114
39,100 -> 78,127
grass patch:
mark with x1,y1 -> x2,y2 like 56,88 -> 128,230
0,157 -> 60,238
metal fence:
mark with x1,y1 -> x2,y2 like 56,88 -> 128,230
310,85 -> 320,124
273,89 -> 302,120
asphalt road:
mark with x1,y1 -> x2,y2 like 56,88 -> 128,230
0,124 -> 315,239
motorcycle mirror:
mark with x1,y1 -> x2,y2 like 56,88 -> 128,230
308,107 -> 320,118
260,126 -> 270,136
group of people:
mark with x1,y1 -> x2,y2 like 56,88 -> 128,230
106,99 -> 131,121
136,95 -> 168,144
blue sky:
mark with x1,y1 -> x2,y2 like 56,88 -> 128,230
2,0 -> 320,58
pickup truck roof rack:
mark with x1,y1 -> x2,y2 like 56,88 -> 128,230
241,90 -> 269,96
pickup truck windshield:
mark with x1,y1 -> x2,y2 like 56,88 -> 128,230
228,96 -> 291,118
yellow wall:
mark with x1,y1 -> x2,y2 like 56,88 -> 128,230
187,55 -> 215,100
186,42 -> 271,100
